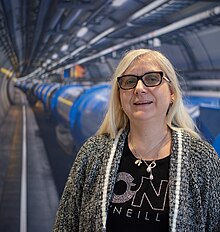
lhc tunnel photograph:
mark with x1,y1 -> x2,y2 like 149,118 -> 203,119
0,0 -> 220,232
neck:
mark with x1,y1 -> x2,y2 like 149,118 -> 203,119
128,123 -> 171,160
129,121 -> 168,141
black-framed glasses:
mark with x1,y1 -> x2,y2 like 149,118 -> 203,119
117,71 -> 170,90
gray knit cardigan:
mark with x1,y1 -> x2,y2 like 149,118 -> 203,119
53,129 -> 220,232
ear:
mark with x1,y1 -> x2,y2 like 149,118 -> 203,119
169,86 -> 175,102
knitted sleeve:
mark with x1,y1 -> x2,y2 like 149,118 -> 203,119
205,144 -> 220,232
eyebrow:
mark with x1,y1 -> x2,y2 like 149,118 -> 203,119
122,70 -> 162,76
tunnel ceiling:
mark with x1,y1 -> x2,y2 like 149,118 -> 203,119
0,0 -> 220,79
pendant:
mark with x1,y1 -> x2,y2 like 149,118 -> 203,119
149,174 -> 154,180
135,159 -> 142,166
146,161 -> 156,173
146,166 -> 151,173
146,161 -> 156,181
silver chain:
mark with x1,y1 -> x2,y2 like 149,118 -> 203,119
129,130 -> 169,180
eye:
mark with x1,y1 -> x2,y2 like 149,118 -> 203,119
122,76 -> 137,87
125,77 -> 136,85
144,73 -> 160,84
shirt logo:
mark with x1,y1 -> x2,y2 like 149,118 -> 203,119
112,172 -> 169,211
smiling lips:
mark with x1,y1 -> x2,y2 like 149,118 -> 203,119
134,100 -> 153,105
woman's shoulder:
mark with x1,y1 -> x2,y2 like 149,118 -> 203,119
181,130 -> 220,168
80,129 -> 127,151
172,128 -> 219,163
82,133 -> 112,150
75,133 -> 113,160
189,132 -> 216,155
69,133 -> 113,174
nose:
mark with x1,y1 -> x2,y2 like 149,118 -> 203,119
134,80 -> 147,94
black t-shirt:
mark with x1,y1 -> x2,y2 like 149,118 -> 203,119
106,135 -> 170,232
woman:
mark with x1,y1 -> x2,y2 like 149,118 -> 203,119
53,49 -> 220,232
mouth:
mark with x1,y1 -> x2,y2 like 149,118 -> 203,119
134,100 -> 153,105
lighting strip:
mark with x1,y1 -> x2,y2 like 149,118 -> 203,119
129,0 -> 168,21
20,104 -> 27,232
89,27 -> 116,45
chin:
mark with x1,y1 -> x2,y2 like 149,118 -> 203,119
132,112 -> 155,121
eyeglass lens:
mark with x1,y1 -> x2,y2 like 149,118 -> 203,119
119,72 -> 162,89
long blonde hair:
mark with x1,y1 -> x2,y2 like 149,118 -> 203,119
97,49 -> 200,139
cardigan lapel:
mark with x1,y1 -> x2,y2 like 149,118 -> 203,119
169,129 -> 191,231
100,129 -> 128,230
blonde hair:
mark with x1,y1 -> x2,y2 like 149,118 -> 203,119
97,49 -> 200,139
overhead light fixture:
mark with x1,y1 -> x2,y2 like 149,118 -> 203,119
52,53 -> 58,59
100,56 -> 105,63
112,51 -> 117,58
76,27 -> 88,37
60,44 -> 69,52
112,0 -> 127,7
46,59 -> 51,64
153,38 -> 161,47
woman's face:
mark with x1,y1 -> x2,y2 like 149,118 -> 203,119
119,57 -> 174,125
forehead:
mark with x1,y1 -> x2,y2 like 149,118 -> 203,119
124,56 -> 161,76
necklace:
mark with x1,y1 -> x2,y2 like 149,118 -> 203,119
129,130 -> 169,180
